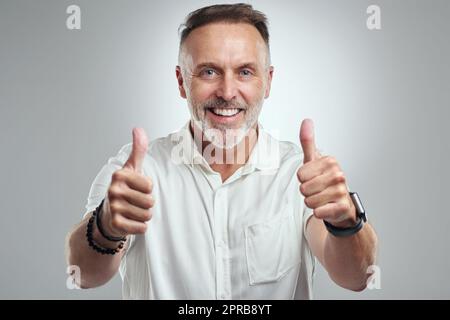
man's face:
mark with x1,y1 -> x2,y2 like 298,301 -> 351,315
177,22 -> 273,148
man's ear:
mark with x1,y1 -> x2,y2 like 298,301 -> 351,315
176,66 -> 187,99
264,66 -> 274,99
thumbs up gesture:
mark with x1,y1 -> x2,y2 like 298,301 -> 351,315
297,119 -> 356,228
101,128 -> 154,237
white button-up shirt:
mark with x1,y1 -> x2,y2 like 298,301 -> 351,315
85,122 -> 315,299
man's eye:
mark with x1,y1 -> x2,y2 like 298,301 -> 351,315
240,69 -> 252,77
201,69 -> 217,77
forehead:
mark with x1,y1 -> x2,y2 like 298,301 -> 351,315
183,22 -> 267,67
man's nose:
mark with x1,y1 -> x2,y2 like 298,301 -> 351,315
216,73 -> 238,101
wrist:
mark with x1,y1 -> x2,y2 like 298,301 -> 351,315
86,200 -> 126,255
91,220 -> 125,250
323,192 -> 367,238
325,202 -> 357,228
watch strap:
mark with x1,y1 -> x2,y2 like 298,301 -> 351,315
323,217 -> 364,237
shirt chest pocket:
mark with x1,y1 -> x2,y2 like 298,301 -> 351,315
244,208 -> 301,285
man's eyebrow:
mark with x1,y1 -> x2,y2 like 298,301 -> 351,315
194,62 -> 222,71
238,63 -> 258,70
194,62 -> 259,71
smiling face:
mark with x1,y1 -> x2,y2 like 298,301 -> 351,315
177,22 -> 273,149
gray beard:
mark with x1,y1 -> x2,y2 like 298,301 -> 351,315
189,101 -> 263,149
202,121 -> 250,150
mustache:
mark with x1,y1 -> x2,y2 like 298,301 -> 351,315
201,98 -> 246,110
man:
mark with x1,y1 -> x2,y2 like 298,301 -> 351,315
66,3 -> 377,299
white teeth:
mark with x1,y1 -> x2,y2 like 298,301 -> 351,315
211,108 -> 240,116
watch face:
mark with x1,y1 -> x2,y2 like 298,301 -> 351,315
350,192 -> 367,222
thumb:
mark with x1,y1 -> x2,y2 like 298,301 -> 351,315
123,127 -> 149,171
300,119 -> 318,164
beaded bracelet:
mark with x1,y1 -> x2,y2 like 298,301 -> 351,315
86,200 -> 125,255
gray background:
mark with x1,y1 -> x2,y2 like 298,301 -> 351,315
0,0 -> 449,299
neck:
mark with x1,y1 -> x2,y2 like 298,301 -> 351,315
190,122 -> 259,182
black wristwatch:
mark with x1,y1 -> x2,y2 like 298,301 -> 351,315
323,192 -> 367,237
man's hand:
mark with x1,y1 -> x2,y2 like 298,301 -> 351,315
297,119 -> 356,228
101,128 -> 154,237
